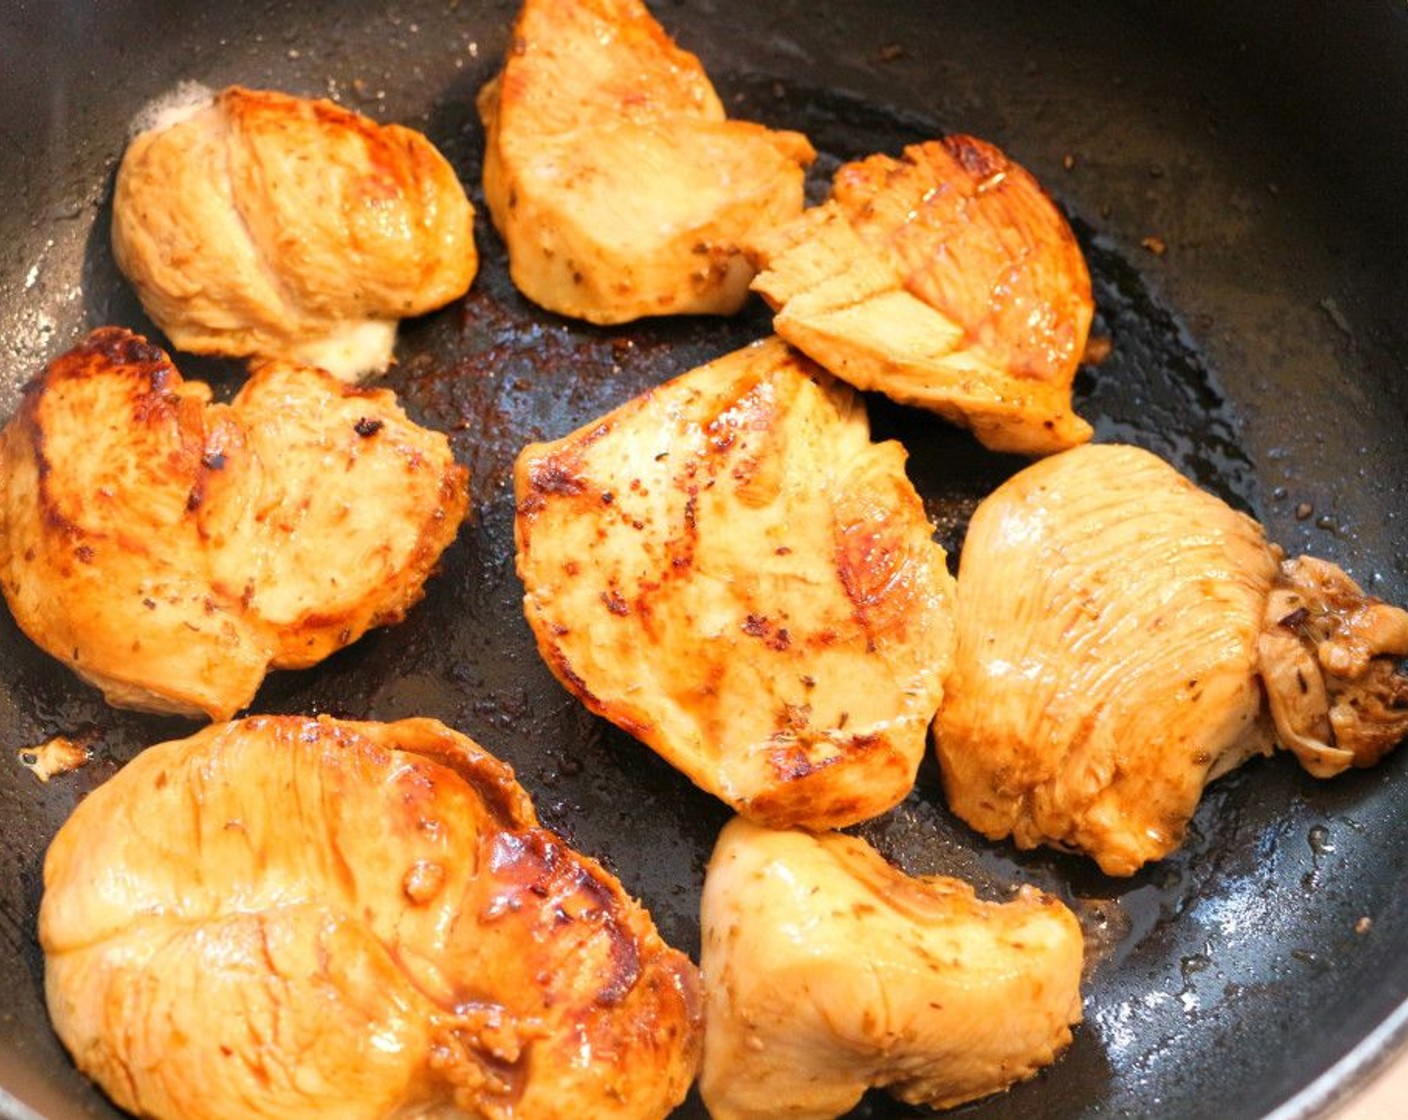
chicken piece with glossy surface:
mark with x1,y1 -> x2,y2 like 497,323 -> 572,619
0,328 -> 468,720
748,136 -> 1093,455
478,0 -> 814,324
515,337 -> 956,830
936,443 -> 1408,876
113,85 -> 477,380
41,714 -> 702,1120
699,816 -> 1084,1120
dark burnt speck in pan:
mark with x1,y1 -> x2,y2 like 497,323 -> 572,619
1,2 -> 1408,1120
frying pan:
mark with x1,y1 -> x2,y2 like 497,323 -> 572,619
2,1 -> 1407,1117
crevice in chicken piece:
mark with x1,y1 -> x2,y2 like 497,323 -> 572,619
514,337 -> 956,830
0,328 -> 469,721
478,0 -> 814,324
40,715 -> 701,1120
112,86 -> 477,381
747,136 -> 1094,456
699,817 -> 1084,1120
1259,555 -> 1408,778
935,443 -> 1408,876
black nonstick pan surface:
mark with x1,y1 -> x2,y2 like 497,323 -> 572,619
3,2 -> 1408,1118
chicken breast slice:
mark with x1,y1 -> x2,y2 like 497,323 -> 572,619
514,337 -> 956,830
699,817 -> 1084,1120
0,328 -> 468,720
936,443 -> 1408,875
478,0 -> 814,324
112,85 -> 477,380
748,136 -> 1094,455
40,715 -> 701,1120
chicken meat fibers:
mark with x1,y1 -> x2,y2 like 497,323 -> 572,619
515,337 -> 956,830
479,0 -> 814,324
40,715 -> 702,1120
748,136 -> 1094,455
936,443 -> 1408,876
0,328 -> 468,721
699,817 -> 1084,1120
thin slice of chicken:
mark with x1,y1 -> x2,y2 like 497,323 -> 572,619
113,85 -> 477,380
699,817 -> 1084,1120
514,337 -> 956,830
0,328 -> 468,720
478,0 -> 814,324
936,443 -> 1408,875
748,136 -> 1093,455
40,715 -> 701,1120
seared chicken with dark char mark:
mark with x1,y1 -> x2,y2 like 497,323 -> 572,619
0,328 -> 468,721
40,715 -> 701,1120
936,443 -> 1408,875
479,0 -> 814,324
699,817 -> 1084,1120
515,337 -> 956,830
748,136 -> 1094,455
113,86 -> 476,380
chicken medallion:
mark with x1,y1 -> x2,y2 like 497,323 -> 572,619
113,85 -> 477,380
748,136 -> 1094,455
936,443 -> 1408,875
515,337 -> 956,830
40,715 -> 701,1120
478,0 -> 814,323
699,817 -> 1084,1120
0,328 -> 468,721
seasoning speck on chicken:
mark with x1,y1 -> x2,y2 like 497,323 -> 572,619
748,136 -> 1094,455
936,443 -> 1408,875
112,85 -> 477,380
699,817 -> 1084,1120
40,715 -> 701,1120
0,328 -> 469,721
479,0 -> 815,324
514,337 -> 956,830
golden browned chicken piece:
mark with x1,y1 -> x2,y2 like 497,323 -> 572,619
478,0 -> 814,324
699,817 -> 1084,1120
748,136 -> 1094,455
515,337 -> 955,830
112,85 -> 476,381
936,443 -> 1408,876
40,715 -> 701,1120
0,328 -> 468,721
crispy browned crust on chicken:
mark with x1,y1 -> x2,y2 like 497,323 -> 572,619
1259,555 -> 1408,777
478,0 -> 814,324
0,328 -> 468,720
40,715 -> 701,1120
748,137 -> 1094,455
699,817 -> 1084,1120
112,86 -> 476,380
935,444 -> 1279,876
514,337 -> 956,830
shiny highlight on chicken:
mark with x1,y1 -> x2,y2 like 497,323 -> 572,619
515,337 -> 956,830
112,85 -> 477,380
748,136 -> 1094,455
39,715 -> 702,1120
0,328 -> 469,720
699,817 -> 1084,1120
936,443 -> 1408,875
479,0 -> 815,324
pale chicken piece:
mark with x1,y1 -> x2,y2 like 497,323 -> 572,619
748,136 -> 1094,455
478,0 -> 814,324
0,328 -> 468,720
699,817 -> 1084,1120
515,337 -> 955,830
40,715 -> 702,1120
936,443 -> 1408,876
112,85 -> 476,381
